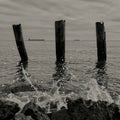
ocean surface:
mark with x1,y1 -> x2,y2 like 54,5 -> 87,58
0,39 -> 120,111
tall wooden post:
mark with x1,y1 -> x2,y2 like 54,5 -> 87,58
13,24 -> 28,62
55,20 -> 65,64
96,22 -> 107,62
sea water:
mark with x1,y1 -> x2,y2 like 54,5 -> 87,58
0,39 -> 120,112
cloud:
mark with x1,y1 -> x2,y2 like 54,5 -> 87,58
0,0 -> 120,40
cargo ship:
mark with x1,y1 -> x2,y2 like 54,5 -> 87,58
28,38 -> 45,41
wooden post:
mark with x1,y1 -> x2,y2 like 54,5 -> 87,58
55,20 -> 65,64
13,24 -> 28,62
96,22 -> 107,62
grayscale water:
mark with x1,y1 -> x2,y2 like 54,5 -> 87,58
0,39 -> 120,111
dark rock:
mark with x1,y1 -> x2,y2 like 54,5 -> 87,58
15,113 -> 34,120
47,113 -> 52,120
0,82 -> 50,94
109,104 -> 120,120
67,98 -> 120,120
67,98 -> 91,120
49,101 -> 58,113
22,101 -> 50,120
113,109 -> 120,120
51,109 -> 71,120
0,99 -> 20,120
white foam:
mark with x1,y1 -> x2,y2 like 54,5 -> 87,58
86,78 -> 114,103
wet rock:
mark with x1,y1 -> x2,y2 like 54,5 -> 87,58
0,99 -> 20,120
108,103 -> 120,120
22,101 -> 50,120
113,109 -> 120,120
15,113 -> 34,120
51,109 -> 71,120
0,82 -> 49,94
20,98 -> 120,120
67,98 -> 120,120
67,98 -> 91,120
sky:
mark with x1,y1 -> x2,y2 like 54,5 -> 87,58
0,0 -> 120,40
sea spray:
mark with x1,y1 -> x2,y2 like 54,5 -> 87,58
21,64 -> 39,95
86,78 -> 114,103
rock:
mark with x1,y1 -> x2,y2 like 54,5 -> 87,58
67,98 -> 120,120
15,113 -> 34,120
0,82 -> 50,94
51,109 -> 71,120
108,103 -> 120,120
22,101 -> 50,120
67,98 -> 91,120
0,99 -> 20,120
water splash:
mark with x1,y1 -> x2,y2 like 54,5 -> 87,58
21,64 -> 39,95
86,78 -> 114,103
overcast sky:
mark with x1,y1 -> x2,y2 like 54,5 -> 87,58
0,0 -> 120,40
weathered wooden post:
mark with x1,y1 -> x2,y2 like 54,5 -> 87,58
96,22 -> 107,62
55,20 -> 65,64
13,24 -> 28,62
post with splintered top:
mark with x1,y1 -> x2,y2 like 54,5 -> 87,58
55,20 -> 65,64
13,24 -> 28,62
96,22 -> 107,62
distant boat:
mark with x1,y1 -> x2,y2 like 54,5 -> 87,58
28,38 -> 45,41
74,39 -> 80,41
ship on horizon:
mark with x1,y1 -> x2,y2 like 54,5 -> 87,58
28,38 -> 45,41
